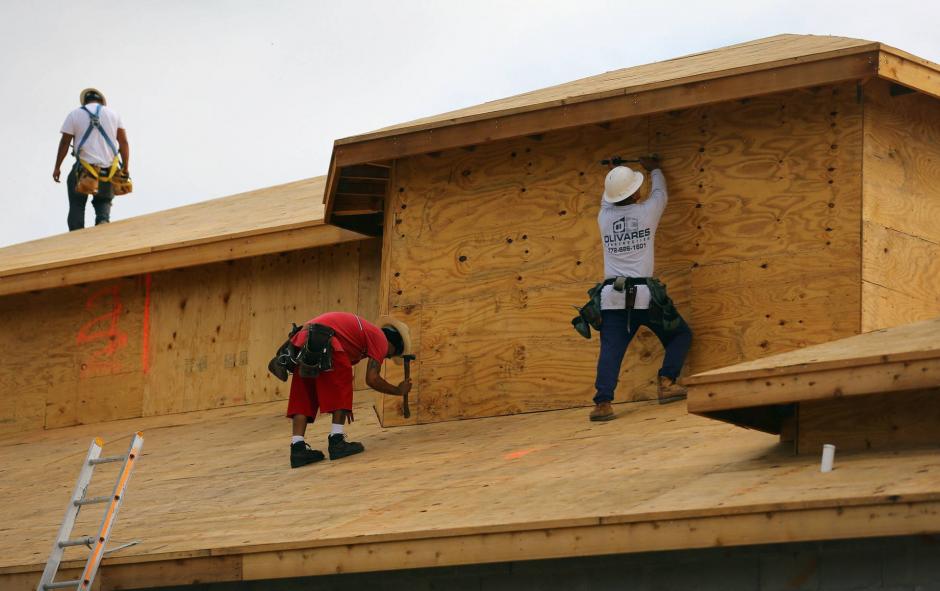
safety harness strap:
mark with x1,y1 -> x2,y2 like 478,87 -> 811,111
75,105 -> 121,182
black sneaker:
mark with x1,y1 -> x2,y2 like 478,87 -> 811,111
290,441 -> 325,468
328,434 -> 365,460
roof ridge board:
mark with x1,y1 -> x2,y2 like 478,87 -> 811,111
335,41 -> 880,146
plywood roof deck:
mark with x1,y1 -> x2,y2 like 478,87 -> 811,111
687,317 -> 940,418
0,176 -> 367,296
3,397 -> 940,589
342,35 -> 879,143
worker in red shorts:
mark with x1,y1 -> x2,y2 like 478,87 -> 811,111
284,312 -> 412,468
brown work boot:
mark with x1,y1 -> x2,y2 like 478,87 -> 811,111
657,376 -> 688,405
589,402 -> 615,421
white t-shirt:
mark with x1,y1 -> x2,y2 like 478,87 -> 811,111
597,168 -> 668,310
60,104 -> 124,166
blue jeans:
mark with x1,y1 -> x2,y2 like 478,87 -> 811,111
66,161 -> 113,231
593,309 -> 693,404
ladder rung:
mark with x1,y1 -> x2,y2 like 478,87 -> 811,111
74,495 -> 112,506
44,579 -> 81,589
58,536 -> 94,548
89,455 -> 124,465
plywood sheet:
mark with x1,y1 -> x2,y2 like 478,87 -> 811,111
381,84 -> 863,422
143,262 -> 251,416
387,117 -> 647,308
862,281 -> 940,332
0,240 -> 376,437
2,399 -> 939,584
0,277 -> 148,431
689,316 -> 940,384
345,35 -> 879,143
689,248 -> 860,373
798,388 -> 940,454
650,85 -> 863,267
863,80 -> 940,243
862,79 -> 940,331
0,177 -> 371,298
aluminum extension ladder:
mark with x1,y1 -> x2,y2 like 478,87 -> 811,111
37,432 -> 144,591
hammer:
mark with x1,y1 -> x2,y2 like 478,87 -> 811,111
401,354 -> 415,418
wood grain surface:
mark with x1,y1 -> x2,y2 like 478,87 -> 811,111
862,79 -> 940,331
2,399 -> 940,588
0,241 -> 381,437
378,83 -> 863,422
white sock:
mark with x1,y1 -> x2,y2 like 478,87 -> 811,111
330,424 -> 344,436
291,436 -> 304,445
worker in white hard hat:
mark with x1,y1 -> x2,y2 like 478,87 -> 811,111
53,88 -> 131,231
589,156 -> 693,422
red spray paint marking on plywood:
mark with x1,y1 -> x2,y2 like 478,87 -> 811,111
142,273 -> 152,374
76,285 -> 128,377
504,448 -> 538,460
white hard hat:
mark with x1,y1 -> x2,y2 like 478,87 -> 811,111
602,166 -> 644,204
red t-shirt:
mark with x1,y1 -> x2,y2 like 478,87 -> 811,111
291,312 -> 387,366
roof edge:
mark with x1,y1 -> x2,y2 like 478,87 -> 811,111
334,39 -> 881,147
2,498 -> 936,583
0,223 -> 368,297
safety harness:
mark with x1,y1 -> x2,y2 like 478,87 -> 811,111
74,104 -> 121,182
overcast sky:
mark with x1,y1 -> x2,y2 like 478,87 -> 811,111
1,0 -> 937,247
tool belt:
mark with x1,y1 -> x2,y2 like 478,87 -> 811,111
73,103 -> 132,196
296,323 -> 336,378
571,277 -> 682,338
267,323 -> 336,380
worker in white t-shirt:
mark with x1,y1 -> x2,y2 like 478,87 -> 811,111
589,156 -> 693,422
53,88 -> 130,231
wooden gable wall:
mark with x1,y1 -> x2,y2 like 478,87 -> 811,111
376,83 -> 864,425
861,78 -> 940,331
0,240 -> 381,437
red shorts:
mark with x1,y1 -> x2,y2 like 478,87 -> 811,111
285,347 -> 354,422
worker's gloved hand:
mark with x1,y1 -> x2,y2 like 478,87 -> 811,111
638,156 -> 660,172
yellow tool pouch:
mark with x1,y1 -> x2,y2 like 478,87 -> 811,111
77,157 -> 125,195
111,169 -> 133,196
75,165 -> 100,194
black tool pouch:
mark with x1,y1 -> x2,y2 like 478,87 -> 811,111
647,278 -> 684,334
297,323 -> 335,378
571,282 -> 605,339
268,323 -> 303,382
